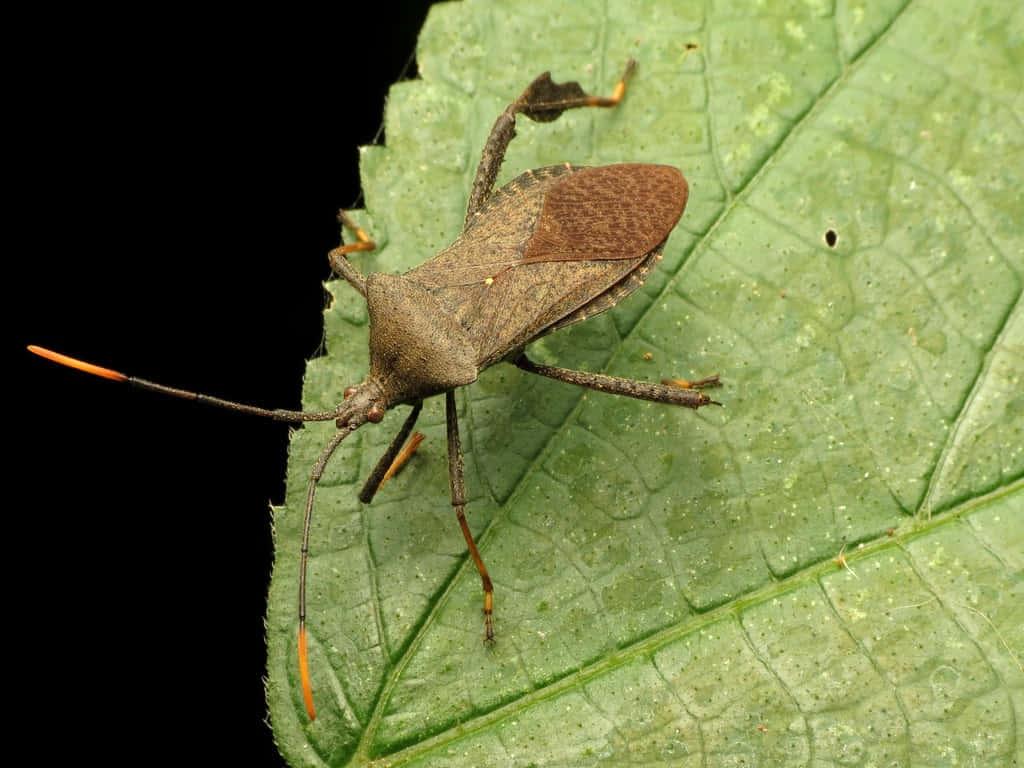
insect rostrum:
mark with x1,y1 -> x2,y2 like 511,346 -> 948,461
28,58 -> 720,722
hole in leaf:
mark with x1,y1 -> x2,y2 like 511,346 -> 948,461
824,229 -> 838,247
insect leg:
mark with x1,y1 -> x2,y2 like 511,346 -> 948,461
359,401 -> 424,503
328,210 -> 375,297
515,355 -> 721,409
661,376 -> 722,390
522,57 -> 637,116
446,390 -> 495,641
375,432 -> 424,493
465,59 -> 637,223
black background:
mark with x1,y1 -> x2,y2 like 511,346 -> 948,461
19,3 -> 442,765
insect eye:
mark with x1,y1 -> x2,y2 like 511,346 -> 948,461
343,386 -> 357,399
367,404 -> 385,423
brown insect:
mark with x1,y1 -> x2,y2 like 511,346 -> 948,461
29,58 -> 721,720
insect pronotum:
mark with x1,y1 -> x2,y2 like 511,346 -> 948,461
29,58 -> 721,721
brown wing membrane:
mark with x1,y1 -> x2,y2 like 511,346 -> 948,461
522,164 -> 687,264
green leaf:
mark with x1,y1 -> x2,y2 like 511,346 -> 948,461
267,1 -> 1023,765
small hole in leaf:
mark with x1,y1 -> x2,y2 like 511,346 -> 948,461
824,229 -> 838,247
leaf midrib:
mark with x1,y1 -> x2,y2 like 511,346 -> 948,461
367,476 -> 1024,766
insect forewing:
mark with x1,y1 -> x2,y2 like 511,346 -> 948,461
406,163 -> 687,368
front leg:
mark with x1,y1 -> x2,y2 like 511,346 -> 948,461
327,210 -> 375,297
446,390 -> 495,641
464,58 -> 637,225
359,401 -> 424,503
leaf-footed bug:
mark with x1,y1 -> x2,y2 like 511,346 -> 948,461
29,58 -> 721,721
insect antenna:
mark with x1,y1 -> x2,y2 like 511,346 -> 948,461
28,343 -> 371,721
27,345 -> 346,423
297,422 -> 360,720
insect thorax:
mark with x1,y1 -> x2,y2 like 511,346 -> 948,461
365,272 -> 478,406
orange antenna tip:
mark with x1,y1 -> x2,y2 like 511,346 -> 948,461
298,625 -> 316,721
28,345 -> 127,382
